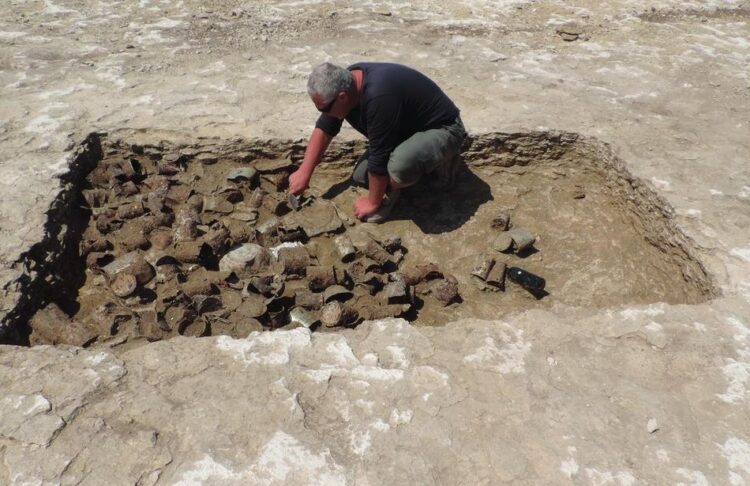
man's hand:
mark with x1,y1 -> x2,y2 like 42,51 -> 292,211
353,196 -> 381,220
288,167 -> 312,195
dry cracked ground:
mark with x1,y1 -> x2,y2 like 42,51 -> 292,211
2,0 -> 750,485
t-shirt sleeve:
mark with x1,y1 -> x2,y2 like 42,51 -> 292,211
365,95 -> 403,175
315,113 -> 344,137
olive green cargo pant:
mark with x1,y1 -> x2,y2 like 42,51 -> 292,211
352,116 -> 467,187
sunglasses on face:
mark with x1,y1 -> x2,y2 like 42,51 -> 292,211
317,97 -> 337,113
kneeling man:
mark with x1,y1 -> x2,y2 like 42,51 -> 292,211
288,62 -> 466,223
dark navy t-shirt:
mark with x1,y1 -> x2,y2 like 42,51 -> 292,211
315,62 -> 460,175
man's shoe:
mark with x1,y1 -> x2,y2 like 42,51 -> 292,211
352,155 -> 368,188
365,189 -> 400,224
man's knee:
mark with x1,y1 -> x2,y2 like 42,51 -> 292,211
387,158 -> 420,186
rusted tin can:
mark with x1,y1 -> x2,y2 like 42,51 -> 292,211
471,253 -> 495,281
334,234 -> 356,262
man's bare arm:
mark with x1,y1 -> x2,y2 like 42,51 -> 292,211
288,127 -> 334,194
353,171 -> 388,220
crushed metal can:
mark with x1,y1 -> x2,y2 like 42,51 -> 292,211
289,307 -> 319,329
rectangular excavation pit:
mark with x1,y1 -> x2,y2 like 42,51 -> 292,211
0,131 -> 716,346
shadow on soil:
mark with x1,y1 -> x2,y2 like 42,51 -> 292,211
392,166 -> 493,234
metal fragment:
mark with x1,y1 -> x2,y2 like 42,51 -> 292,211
174,206 -> 200,241
323,285 -> 353,303
384,273 -> 409,304
320,301 -> 359,328
403,263 -> 442,285
248,188 -> 265,208
492,233 -> 514,253
294,289 -> 324,310
227,167 -> 258,182
380,235 -> 402,253
307,266 -> 337,292
362,239 -> 392,266
491,212 -> 511,230
430,274 -> 459,306
508,229 -> 536,253
278,246 -> 310,277
289,307 -> 318,329
150,231 -> 173,250
110,272 -> 138,298
334,234 -> 356,262
486,262 -> 506,290
116,201 -> 145,220
471,253 -> 495,281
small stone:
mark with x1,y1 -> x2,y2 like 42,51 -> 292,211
164,306 -> 196,333
647,418 -> 659,433
167,185 -> 193,204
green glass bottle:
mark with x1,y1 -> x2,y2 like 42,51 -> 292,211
507,267 -> 546,291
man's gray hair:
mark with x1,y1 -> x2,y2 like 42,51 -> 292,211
307,62 -> 354,103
